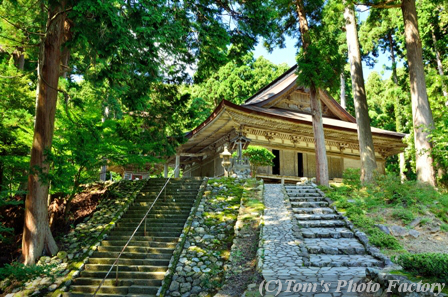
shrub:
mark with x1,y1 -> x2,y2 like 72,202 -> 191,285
348,215 -> 403,250
241,146 -> 275,177
368,174 -> 439,207
394,253 -> 448,282
392,207 -> 415,225
368,229 -> 403,250
441,223 -> 448,232
0,262 -> 56,283
342,168 -> 361,189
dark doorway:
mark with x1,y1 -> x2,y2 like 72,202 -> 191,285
297,153 -> 304,177
272,149 -> 280,175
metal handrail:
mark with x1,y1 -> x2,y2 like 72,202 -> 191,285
93,165 -> 179,296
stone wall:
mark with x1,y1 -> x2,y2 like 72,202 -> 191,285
2,180 -> 145,297
164,178 -> 249,297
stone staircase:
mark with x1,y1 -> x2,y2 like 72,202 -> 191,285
285,184 -> 384,268
65,178 -> 203,297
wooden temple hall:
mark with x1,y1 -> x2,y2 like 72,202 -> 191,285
166,66 -> 406,182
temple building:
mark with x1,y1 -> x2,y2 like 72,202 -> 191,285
167,66 -> 406,182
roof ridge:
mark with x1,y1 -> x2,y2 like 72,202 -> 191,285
243,64 -> 298,105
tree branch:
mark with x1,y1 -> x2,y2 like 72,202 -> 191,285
0,74 -> 24,79
0,15 -> 45,36
0,34 -> 39,47
357,0 -> 402,9
49,7 -> 73,24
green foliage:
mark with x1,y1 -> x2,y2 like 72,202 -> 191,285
368,228 -> 403,250
441,224 -> 448,232
325,170 -> 448,252
394,253 -> 448,282
342,168 -> 362,189
0,262 -> 57,283
0,57 -> 34,199
392,207 -> 415,225
348,214 -> 403,250
367,174 -> 440,208
184,54 -> 289,130
242,146 -> 275,167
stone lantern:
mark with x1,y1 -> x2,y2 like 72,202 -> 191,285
220,145 -> 232,177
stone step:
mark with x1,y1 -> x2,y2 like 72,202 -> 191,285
290,201 -> 329,207
131,202 -> 193,207
109,230 -> 181,237
140,190 -> 198,195
80,270 -> 166,280
112,225 -> 183,231
142,184 -> 201,189
84,264 -> 167,272
69,284 -> 159,295
118,216 -> 187,222
64,293 -> 155,297
304,238 -> 367,255
292,207 -> 335,214
88,257 -> 169,266
73,277 -> 162,287
285,186 -> 315,189
126,205 -> 192,211
105,236 -> 178,242
122,211 -> 189,217
108,230 -> 181,237
93,251 -> 173,259
135,194 -> 195,199
294,214 -> 342,221
115,222 -> 185,228
66,179 -> 202,297
123,209 -> 189,215
308,255 -> 383,267
100,240 -> 177,248
96,246 -> 174,255
296,219 -> 346,228
301,227 -> 354,238
287,192 -> 321,197
289,197 -> 325,202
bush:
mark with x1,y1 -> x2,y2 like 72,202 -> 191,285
0,262 -> 56,283
368,229 -> 403,250
348,215 -> 403,250
394,253 -> 448,282
392,207 -> 415,225
368,174 -> 439,207
241,146 -> 275,177
342,168 -> 361,189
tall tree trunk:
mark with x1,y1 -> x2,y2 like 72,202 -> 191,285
388,32 -> 407,182
296,0 -> 329,186
310,86 -> 329,186
100,106 -> 109,181
22,3 -> 68,265
0,161 -> 4,194
431,30 -> 448,100
388,33 -> 399,85
340,72 -> 347,109
401,0 -> 436,186
344,2 -> 377,184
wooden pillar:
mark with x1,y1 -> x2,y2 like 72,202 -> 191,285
164,164 -> 168,178
175,155 -> 180,178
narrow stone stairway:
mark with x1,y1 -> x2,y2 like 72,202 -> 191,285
286,184 -> 384,269
65,178 -> 203,297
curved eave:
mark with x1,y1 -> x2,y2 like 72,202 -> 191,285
228,100 -> 404,139
186,100 -> 228,139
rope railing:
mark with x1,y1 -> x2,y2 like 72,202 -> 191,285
92,165 -> 179,296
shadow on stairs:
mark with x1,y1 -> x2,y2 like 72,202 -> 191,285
63,178 -> 203,297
